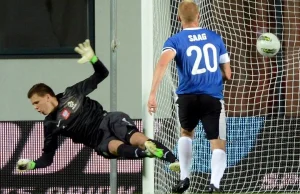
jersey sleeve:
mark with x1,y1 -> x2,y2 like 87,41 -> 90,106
65,59 -> 109,96
219,36 -> 230,64
162,37 -> 177,55
34,124 -> 58,168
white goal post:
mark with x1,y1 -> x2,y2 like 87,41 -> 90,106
141,0 -> 155,193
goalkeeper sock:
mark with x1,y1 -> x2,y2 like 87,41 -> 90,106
117,144 -> 147,159
148,139 -> 177,163
210,149 -> 227,188
178,136 -> 193,180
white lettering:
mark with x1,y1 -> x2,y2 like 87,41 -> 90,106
188,33 -> 207,42
261,173 -> 300,190
118,186 -> 136,194
46,187 -> 64,194
65,187 -> 85,194
86,187 -> 98,194
1,188 -> 34,194
84,152 -> 142,173
1,187 -> 137,194
278,173 -> 299,189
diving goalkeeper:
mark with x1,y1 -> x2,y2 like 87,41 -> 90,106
16,40 -> 179,172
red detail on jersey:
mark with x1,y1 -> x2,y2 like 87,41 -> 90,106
61,109 -> 70,120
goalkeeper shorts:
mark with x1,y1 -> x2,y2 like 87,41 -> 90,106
95,111 -> 139,158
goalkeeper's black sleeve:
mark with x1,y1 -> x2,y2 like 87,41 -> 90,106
34,151 -> 55,168
65,58 -> 109,96
34,124 -> 58,169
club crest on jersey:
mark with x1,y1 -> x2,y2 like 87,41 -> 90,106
61,109 -> 71,120
67,101 -> 77,110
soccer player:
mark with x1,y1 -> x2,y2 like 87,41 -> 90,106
16,39 -> 180,173
147,1 -> 231,193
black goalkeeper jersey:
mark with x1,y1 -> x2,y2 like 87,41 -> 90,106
34,59 -> 109,168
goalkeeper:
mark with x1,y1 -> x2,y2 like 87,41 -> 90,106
16,40 -> 179,173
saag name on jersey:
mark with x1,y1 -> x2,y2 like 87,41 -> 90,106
188,33 -> 207,42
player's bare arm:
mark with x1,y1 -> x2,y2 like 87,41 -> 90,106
148,50 -> 176,114
220,62 -> 231,80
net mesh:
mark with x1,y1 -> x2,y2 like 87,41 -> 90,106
153,0 -> 300,193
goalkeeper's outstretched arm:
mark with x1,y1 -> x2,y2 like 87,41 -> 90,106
66,39 -> 109,96
16,150 -> 56,172
34,150 -> 56,168
16,125 -> 58,172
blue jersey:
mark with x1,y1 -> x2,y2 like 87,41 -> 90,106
163,27 -> 230,99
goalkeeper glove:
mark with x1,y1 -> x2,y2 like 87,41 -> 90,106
74,39 -> 96,64
16,159 -> 36,172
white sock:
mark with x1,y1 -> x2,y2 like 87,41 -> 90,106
210,149 -> 227,188
178,136 -> 193,180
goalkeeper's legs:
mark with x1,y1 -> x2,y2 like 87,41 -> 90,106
104,132 -> 179,170
108,139 -> 150,159
129,132 -> 179,165
102,111 -> 179,170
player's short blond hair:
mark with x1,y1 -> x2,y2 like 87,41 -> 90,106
178,0 -> 199,23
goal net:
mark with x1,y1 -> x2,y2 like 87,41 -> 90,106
152,0 -> 300,193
